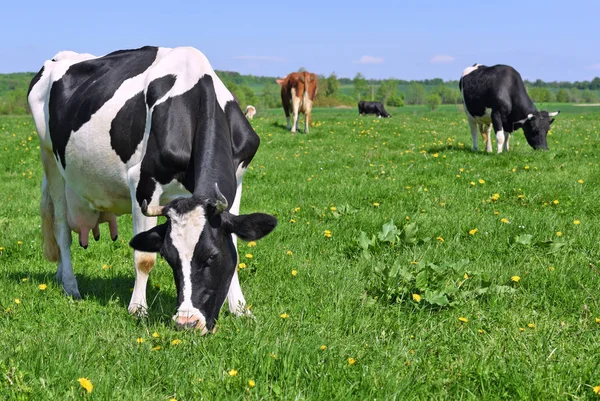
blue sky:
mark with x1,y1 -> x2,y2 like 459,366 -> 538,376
2,0 -> 599,82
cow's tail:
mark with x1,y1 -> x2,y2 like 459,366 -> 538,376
41,175 -> 59,262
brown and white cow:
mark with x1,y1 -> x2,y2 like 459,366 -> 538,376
276,72 -> 318,133
244,105 -> 256,119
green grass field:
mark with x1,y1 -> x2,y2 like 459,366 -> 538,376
1,104 -> 600,400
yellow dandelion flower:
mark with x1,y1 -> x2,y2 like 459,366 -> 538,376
347,358 -> 356,365
238,263 -> 247,269
17,241 -> 23,245
436,236 -> 444,242
152,332 -> 160,338
320,345 -> 327,351
324,232 -> 332,238
464,273 -> 469,279
553,199 -> 559,205
286,250 -> 293,255
527,323 -> 535,329
469,228 -> 478,235
171,339 -> 182,345
574,220 -> 581,225
500,218 -> 509,224
478,329 -> 484,334
247,241 -> 257,247
458,317 -> 468,323
291,270 -> 297,276
330,206 -> 337,211
520,327 -> 525,332
494,211 -> 499,215
412,293 -> 421,302
595,318 -> 600,323
478,179 -> 485,184
373,202 -> 380,207
491,193 -> 500,201
280,313 -> 289,319
228,369 -> 238,377
102,264 -> 111,269
38,284 -> 47,290
549,266 -> 555,271
405,216 -> 410,221
77,378 -> 93,393
556,231 -> 562,236
517,194 -> 525,199
578,179 -> 584,184
269,352 -> 277,359
511,276 -> 521,282
248,379 -> 256,388
151,345 -> 162,351
524,165 -> 530,170
169,398 -> 177,401
14,298 -> 20,304
136,338 -> 144,344
469,181 -> 475,186
21,278 -> 28,282
594,386 -> 600,394
245,253 -> 253,259
289,219 -> 296,223
294,207 -> 300,212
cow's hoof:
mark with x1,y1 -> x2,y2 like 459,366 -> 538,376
94,234 -> 100,241
128,304 -> 148,317
79,241 -> 88,249
64,287 -> 81,300
111,234 -> 118,242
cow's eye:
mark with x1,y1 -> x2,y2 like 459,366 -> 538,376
208,253 -> 218,261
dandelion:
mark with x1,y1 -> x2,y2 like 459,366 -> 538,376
519,327 -> 525,332
324,230 -> 332,238
247,241 -> 257,247
527,323 -> 535,329
21,278 -> 28,282
501,218 -> 509,224
280,313 -> 289,319
171,339 -> 182,345
248,379 -> 256,388
14,299 -> 20,304
412,294 -> 421,302
574,220 -> 581,225
524,165 -> 530,170
169,398 -> 177,401
478,179 -> 485,184
517,194 -> 525,199
269,352 -> 277,359
228,369 -> 238,377
136,338 -> 144,344
152,332 -> 160,338
151,345 -> 162,351
478,329 -> 484,334
469,181 -> 475,186
464,273 -> 469,279
238,263 -> 247,269
245,253 -> 253,259
102,264 -> 111,269
294,207 -> 300,212
320,345 -> 327,351
330,206 -> 337,212
77,378 -> 93,393
595,318 -> 600,323
289,219 -> 296,223
511,276 -> 521,282
549,266 -> 555,271
578,179 -> 584,184
0,247 -> 4,251
373,202 -> 380,207
17,241 -> 23,245
286,250 -> 293,256
556,231 -> 562,237
38,284 -> 47,291
553,199 -> 559,205
291,270 -> 297,276
469,228 -> 478,235
594,386 -> 600,394
491,193 -> 500,201
458,317 -> 468,323
436,236 -> 444,242
347,358 -> 356,365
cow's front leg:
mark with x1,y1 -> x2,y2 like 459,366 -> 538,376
127,166 -> 159,315
491,112 -> 505,154
504,132 -> 511,152
226,177 -> 251,316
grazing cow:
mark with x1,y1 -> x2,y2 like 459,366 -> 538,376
28,46 -> 277,333
276,72 -> 318,133
358,101 -> 391,118
245,105 -> 256,119
460,64 -> 559,153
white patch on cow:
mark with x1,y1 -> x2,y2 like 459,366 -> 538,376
462,64 -> 483,77
496,130 -> 505,153
169,204 -> 207,324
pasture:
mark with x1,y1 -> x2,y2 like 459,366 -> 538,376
1,104 -> 600,400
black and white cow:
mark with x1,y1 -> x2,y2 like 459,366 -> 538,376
358,101 -> 391,118
28,46 -> 277,333
459,64 -> 559,153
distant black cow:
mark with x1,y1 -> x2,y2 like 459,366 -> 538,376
459,64 -> 559,153
358,101 -> 391,118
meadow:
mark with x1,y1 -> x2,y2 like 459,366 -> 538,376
1,104 -> 600,400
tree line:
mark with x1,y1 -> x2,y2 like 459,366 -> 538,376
1,71 -> 599,115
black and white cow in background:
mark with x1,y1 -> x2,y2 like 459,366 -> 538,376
358,101 -> 391,118
459,64 -> 559,153
28,46 -> 277,333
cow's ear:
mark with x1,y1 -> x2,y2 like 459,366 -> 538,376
129,224 -> 167,253
223,212 -> 277,241
275,79 -> 284,85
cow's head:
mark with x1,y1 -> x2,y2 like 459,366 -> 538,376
517,110 -> 559,150
129,186 -> 277,333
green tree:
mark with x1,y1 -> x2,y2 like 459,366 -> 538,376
325,72 -> 340,97
426,93 -> 441,111
405,83 -> 426,105
353,73 -> 369,101
375,79 -> 398,105
387,93 -> 404,107
582,89 -> 596,103
556,89 -> 569,103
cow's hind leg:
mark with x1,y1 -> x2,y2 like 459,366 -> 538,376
291,93 -> 300,133
480,124 -> 492,153
226,176 -> 252,317
41,150 -> 80,298
468,117 -> 479,151
491,111 -> 505,154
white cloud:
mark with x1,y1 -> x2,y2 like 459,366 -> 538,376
585,63 -> 600,70
431,55 -> 456,64
233,55 -> 287,63
356,55 -> 384,65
